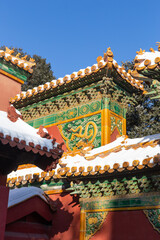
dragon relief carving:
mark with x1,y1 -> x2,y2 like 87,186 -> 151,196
58,121 -> 98,151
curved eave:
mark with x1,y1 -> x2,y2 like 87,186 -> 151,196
12,68 -> 107,108
7,156 -> 160,188
0,133 -> 63,174
12,66 -> 144,109
112,65 -> 144,94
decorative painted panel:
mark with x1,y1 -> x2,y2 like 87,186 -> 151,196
110,101 -> 123,116
144,209 -> 160,233
79,105 -> 90,116
26,100 -> 101,128
110,114 -> 123,135
66,108 -> 78,119
0,60 -> 28,81
58,114 -> 101,151
85,211 -> 108,240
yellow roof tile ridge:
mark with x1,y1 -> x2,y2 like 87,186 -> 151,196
7,134 -> 160,182
7,152 -> 160,184
0,47 -> 36,74
112,59 -> 144,92
10,46 -> 143,103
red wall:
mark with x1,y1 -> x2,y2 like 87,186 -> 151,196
0,73 -> 21,111
110,127 -> 120,142
91,210 -> 160,240
5,193 -> 80,240
0,186 -> 9,240
46,125 -> 67,151
5,196 -> 53,240
49,193 -> 80,240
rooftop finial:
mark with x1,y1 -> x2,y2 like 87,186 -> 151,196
5,47 -> 14,55
103,47 -> 113,62
106,47 -> 113,57
136,48 -> 145,55
29,58 -> 35,63
21,55 -> 28,60
149,48 -> 155,53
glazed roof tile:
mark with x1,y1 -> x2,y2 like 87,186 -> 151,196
10,47 -> 144,104
134,48 -> 160,71
0,110 -> 63,159
8,187 -> 47,208
57,134 -> 160,175
130,43 -> 160,80
0,47 -> 36,73
7,133 -> 160,186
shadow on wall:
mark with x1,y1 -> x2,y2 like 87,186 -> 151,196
49,193 -> 80,240
51,198 -> 73,235
68,194 -> 79,207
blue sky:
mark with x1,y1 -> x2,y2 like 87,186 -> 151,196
0,0 -> 160,79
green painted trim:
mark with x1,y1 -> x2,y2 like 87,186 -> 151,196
26,100 -> 102,127
24,97 -> 126,128
15,69 -> 108,108
71,175 -> 160,201
0,59 -> 29,81
81,193 -> 160,210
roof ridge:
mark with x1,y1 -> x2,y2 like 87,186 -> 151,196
0,47 -> 36,74
10,47 -> 144,104
134,43 -> 160,70
7,133 -> 160,183
7,153 -> 160,185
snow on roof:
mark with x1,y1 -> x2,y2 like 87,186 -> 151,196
58,134 -> 160,172
8,187 -> 47,208
8,165 -> 43,180
134,46 -> 160,72
10,47 -> 144,104
0,110 -> 57,151
85,133 -> 160,157
7,133 -> 160,185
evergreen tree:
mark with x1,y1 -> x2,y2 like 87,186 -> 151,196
0,46 -> 55,91
121,60 -> 134,72
122,60 -> 160,138
24,54 -> 55,91
126,95 -> 160,138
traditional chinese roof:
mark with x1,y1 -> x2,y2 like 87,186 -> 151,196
0,106 -> 63,174
0,109 -> 61,154
8,187 -> 48,208
7,186 -> 55,230
7,133 -> 160,187
10,47 -> 144,106
0,47 -> 36,74
130,43 -> 160,98
130,43 -> 160,80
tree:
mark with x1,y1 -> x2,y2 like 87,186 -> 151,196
23,54 -> 55,91
122,60 -> 160,138
0,46 -> 55,91
126,94 -> 160,138
121,60 -> 134,72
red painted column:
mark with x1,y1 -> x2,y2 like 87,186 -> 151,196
0,175 -> 9,240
